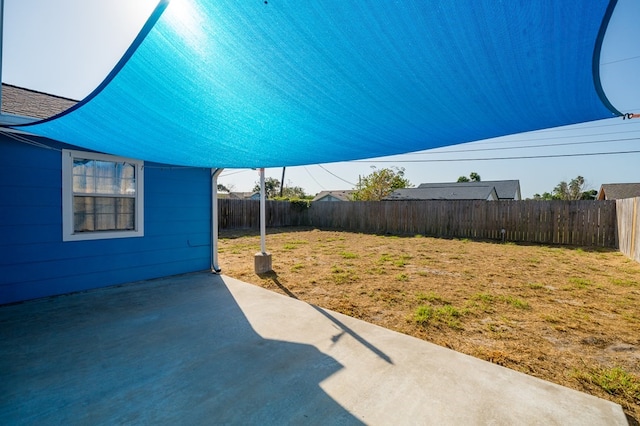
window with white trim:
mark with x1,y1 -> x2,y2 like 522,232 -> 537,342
62,149 -> 144,241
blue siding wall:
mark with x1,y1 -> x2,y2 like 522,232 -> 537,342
0,134 -> 212,304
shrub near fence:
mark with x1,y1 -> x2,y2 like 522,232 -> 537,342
218,199 -> 618,248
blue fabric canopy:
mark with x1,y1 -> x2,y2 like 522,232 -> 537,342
13,0 -> 619,167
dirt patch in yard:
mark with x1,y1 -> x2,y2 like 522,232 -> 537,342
219,227 -> 640,421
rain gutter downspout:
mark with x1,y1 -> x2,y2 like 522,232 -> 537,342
211,168 -> 224,273
0,0 -> 4,108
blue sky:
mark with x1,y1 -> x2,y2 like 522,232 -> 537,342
2,0 -> 639,198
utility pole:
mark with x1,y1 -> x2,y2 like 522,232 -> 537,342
279,167 -> 286,197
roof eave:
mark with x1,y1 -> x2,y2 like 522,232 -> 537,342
0,112 -> 38,126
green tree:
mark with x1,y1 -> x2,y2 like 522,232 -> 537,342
457,172 -> 481,182
553,176 -> 590,200
532,192 -> 555,200
252,177 -> 281,198
352,167 -> 412,201
217,183 -> 230,192
581,189 -> 597,200
281,185 -> 308,199
533,176 -> 594,201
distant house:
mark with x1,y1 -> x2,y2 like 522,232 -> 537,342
1,84 -> 213,304
597,183 -> 640,200
228,191 -> 260,200
418,180 -> 521,200
385,180 -> 520,201
312,190 -> 354,202
385,186 -> 499,201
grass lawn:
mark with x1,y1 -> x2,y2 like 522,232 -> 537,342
219,227 -> 640,421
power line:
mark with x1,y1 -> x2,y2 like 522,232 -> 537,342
354,150 -> 640,163
219,169 -> 252,177
515,118 -> 640,135
303,166 -> 325,190
412,136 -> 639,155
0,129 -> 61,151
317,164 -> 356,186
466,129 -> 640,146
600,54 -> 640,65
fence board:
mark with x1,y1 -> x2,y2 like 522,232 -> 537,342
616,197 -> 640,262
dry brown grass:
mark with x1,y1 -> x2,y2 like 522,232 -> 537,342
219,227 -> 640,421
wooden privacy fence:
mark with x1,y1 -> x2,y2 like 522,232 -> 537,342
306,200 -> 617,247
218,199 -> 308,229
218,199 -> 618,247
616,197 -> 640,262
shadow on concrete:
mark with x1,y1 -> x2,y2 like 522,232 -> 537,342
0,273 -> 364,424
259,271 -> 393,365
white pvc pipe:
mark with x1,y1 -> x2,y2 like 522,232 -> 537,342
259,167 -> 266,254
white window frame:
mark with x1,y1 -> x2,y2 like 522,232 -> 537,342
62,149 -> 144,241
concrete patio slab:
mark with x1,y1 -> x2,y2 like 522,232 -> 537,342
0,272 -> 627,425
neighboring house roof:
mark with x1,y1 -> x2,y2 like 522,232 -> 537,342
385,186 -> 498,201
228,192 -> 260,200
597,183 -> 640,200
417,180 -> 521,200
312,190 -> 354,202
1,83 -> 77,120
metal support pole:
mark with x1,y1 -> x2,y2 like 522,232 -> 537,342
211,168 -> 224,273
254,167 -> 272,273
259,167 -> 266,254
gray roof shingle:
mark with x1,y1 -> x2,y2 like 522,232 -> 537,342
385,186 -> 498,201
312,190 -> 354,202
417,180 -> 521,200
1,84 -> 77,120
597,183 -> 640,200
228,192 -> 260,199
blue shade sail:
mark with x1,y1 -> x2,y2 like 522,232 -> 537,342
14,0 -> 618,167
